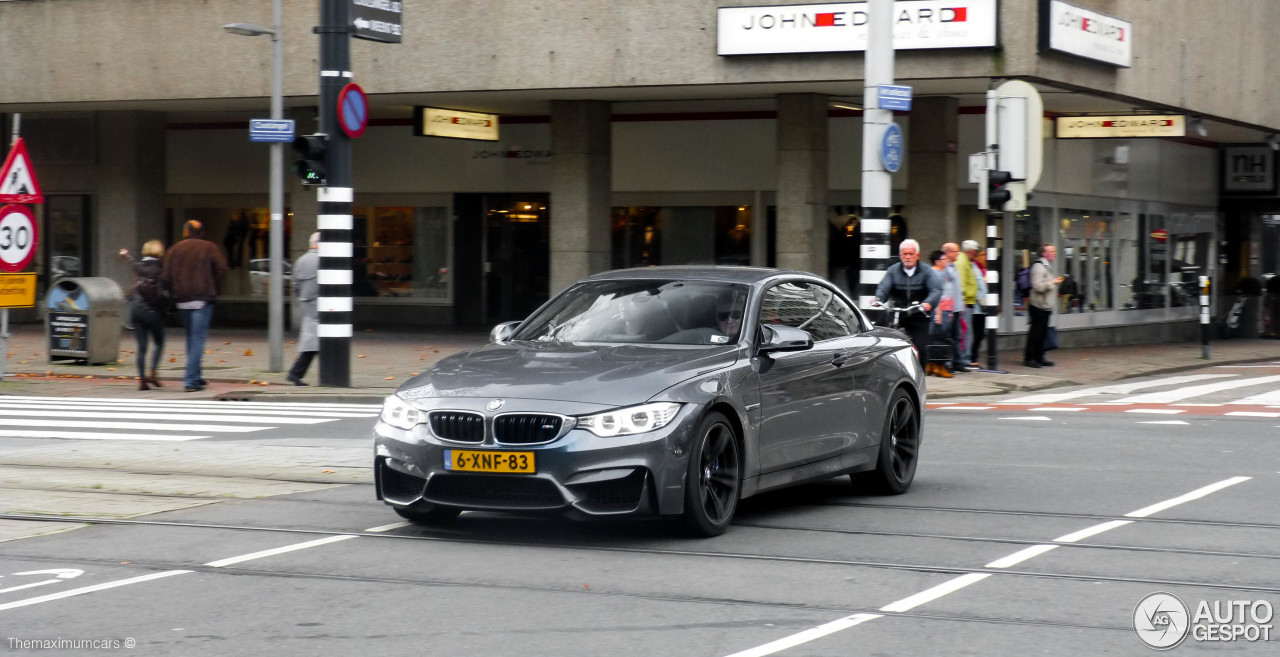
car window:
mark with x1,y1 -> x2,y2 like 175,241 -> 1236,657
807,285 -> 859,340
759,281 -> 821,330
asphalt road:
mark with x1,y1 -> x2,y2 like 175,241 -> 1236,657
1,373 -> 1278,656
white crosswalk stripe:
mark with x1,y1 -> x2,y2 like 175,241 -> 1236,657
1001,374 -> 1236,404
1114,375 -> 1280,404
0,396 -> 379,441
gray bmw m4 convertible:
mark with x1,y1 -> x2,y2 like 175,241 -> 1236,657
373,266 -> 926,536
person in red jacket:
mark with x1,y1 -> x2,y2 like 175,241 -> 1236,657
161,220 -> 228,392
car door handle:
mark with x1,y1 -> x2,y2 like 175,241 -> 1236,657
830,353 -> 850,367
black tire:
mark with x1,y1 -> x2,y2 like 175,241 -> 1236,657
855,388 -> 920,495
393,504 -> 462,525
681,411 -> 741,537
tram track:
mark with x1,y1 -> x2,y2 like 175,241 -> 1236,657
3,512 -> 1280,596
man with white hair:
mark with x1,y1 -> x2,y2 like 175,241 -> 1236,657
285,232 -> 320,385
874,238 -> 942,366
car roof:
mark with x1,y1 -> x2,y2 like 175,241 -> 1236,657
583,266 -> 805,285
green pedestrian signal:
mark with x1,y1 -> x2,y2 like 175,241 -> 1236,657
291,134 -> 328,186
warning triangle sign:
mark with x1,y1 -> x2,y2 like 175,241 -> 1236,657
0,138 -> 43,204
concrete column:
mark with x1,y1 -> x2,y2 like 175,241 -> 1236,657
97,111 -> 167,285
550,100 -> 611,295
906,96 -> 959,255
775,93 -> 829,276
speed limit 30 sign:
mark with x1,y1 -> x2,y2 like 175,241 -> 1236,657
0,204 -> 38,272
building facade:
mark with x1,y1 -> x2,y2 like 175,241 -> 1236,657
2,0 -> 1278,344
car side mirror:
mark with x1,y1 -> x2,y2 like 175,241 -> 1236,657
757,324 -> 814,354
490,321 -> 521,344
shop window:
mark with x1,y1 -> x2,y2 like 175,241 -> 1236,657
352,206 -> 450,300
1012,208 -> 1047,313
611,206 -> 753,268
174,208 -> 290,299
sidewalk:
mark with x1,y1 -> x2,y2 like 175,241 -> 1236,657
0,322 -> 1275,402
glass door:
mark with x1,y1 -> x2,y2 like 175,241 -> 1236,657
43,195 -> 91,283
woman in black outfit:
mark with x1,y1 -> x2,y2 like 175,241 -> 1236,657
121,240 -> 169,390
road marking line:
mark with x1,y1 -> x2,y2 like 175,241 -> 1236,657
0,430 -> 208,441
1118,375 -> 1280,404
1138,421 -> 1189,425
723,614 -> 882,657
0,395 -> 382,410
1054,520 -> 1133,543
1225,411 -> 1280,418
204,535 -> 357,568
940,406 -> 994,410
0,410 -> 329,425
1028,407 -> 1085,412
0,570 -> 190,612
363,522 -> 410,533
998,416 -> 1052,421
1002,374 -> 1236,404
985,544 -> 1058,569
0,419 -> 267,433
1174,403 -> 1223,407
0,401 -> 376,418
1125,476 -> 1252,518
879,573 -> 991,613
1124,409 -> 1185,415
0,579 -> 62,595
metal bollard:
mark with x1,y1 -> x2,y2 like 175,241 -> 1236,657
1200,275 -> 1211,359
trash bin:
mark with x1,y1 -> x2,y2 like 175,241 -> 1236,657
45,277 -> 125,364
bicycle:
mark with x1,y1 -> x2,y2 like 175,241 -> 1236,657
870,299 -> 927,330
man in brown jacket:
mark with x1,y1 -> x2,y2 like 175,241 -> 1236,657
162,220 -> 228,392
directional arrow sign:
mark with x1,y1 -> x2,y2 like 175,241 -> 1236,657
351,0 -> 402,43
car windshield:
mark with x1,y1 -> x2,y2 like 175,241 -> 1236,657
513,280 -> 750,345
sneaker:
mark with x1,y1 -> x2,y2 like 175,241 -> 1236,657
286,375 -> 309,387
1023,360 -> 1042,369
1037,360 -> 1056,367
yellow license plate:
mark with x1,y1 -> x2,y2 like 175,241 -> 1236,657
444,449 -> 535,474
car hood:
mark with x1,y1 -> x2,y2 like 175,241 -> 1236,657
397,342 -> 739,406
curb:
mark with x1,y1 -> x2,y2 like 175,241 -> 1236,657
215,390 -> 389,404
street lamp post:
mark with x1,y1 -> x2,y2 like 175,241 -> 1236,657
224,0 -> 285,373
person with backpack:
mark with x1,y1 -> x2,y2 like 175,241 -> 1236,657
120,239 -> 170,391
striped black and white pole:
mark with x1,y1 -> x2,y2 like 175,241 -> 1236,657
985,213 -> 1001,370
316,0 -> 352,387
858,0 -> 894,313
1200,275 -> 1211,359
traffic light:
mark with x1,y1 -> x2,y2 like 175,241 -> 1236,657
291,134 -> 328,186
986,169 -> 1012,210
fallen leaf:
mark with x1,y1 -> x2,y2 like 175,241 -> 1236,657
411,372 -> 420,376
107,367 -> 117,371
357,354 -> 366,358
384,376 -> 395,380
17,361 -> 26,364
322,470 -> 335,474
84,376 -> 94,379
169,358 -> 176,363
259,381 -> 269,386
205,350 -> 212,354
243,349 -> 254,356
248,380 -> 257,384
223,341 -> 232,345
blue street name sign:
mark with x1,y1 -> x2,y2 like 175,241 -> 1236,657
880,122 -> 904,173
878,84 -> 913,112
249,119 -> 296,143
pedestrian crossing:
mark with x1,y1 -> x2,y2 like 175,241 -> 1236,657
0,396 -> 381,441
929,367 -> 1280,418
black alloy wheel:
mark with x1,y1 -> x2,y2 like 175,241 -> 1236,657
856,389 -> 920,494
682,411 -> 741,537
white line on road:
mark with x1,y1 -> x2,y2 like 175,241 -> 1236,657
1028,407 -> 1086,412
0,429 -> 208,441
1117,375 -> 1280,404
1001,374 -> 1236,404
0,409 -> 330,425
363,522 -> 410,533
0,400 -> 376,418
0,395 -> 382,411
998,416 -> 1052,421
0,579 -> 62,595
939,406 -> 994,411
204,535 -> 357,568
1138,421 -> 1190,425
879,573 -> 991,613
1225,411 -> 1280,418
1124,409 -> 1185,415
1125,476 -> 1252,518
1233,387 -> 1280,404
1053,520 -> 1134,543
0,571 -> 190,612
0,419 -> 267,433
723,614 -> 883,657
985,544 -> 1059,569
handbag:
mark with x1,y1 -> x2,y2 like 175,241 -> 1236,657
1044,326 -> 1059,352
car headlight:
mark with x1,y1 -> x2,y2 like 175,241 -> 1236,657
577,402 -> 682,437
380,395 -> 426,431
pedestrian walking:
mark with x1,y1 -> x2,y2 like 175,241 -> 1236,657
1024,244 -> 1063,368
942,242 -> 975,372
162,220 -> 228,392
927,249 -> 955,378
120,240 -> 170,391
286,233 -> 320,386
967,242 -> 989,365
874,239 -> 941,367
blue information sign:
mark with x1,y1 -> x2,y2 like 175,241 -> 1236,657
880,122 -> 904,173
877,84 -> 913,112
249,119 -> 296,143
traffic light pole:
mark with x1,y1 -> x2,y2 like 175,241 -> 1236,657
983,88 -> 1003,371
316,0 -> 352,387
858,0 -> 894,312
